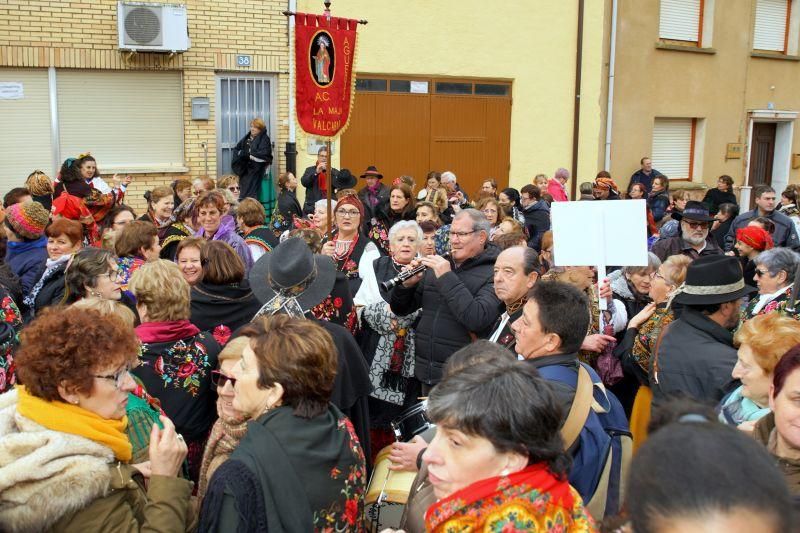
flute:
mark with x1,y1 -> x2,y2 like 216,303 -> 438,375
380,253 -> 450,292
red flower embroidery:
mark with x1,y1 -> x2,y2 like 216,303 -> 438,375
177,362 -> 197,378
330,466 -> 341,479
333,297 -> 343,308
154,356 -> 164,375
344,498 -> 359,525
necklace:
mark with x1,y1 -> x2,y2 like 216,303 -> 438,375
506,297 -> 527,316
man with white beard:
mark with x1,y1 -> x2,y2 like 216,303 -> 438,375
651,201 -> 724,262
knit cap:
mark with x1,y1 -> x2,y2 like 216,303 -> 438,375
5,201 -> 50,240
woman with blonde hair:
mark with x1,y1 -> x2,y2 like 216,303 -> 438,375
130,259 -> 221,483
719,313 -> 800,429
197,336 -> 250,501
232,117 -> 273,201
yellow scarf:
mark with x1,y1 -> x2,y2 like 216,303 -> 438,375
16,385 -> 132,462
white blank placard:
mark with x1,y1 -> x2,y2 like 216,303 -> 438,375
551,200 -> 648,267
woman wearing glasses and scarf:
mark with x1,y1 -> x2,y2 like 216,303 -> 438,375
130,260 -> 221,484
742,247 -> 800,323
0,307 -> 193,531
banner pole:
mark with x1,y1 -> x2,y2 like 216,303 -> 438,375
326,139 -> 333,237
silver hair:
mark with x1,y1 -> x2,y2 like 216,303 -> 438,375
389,220 -> 423,249
455,208 -> 491,236
215,188 -> 239,208
314,198 -> 337,211
754,247 -> 800,280
623,252 -> 662,276
441,171 -> 457,183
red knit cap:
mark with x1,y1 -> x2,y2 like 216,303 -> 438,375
736,226 -> 774,251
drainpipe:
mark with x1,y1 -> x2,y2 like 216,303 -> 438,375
604,0 -> 618,172
570,0 -> 585,201
285,0 -> 298,175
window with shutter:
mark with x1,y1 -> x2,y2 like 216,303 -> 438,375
0,69 -> 53,193
57,70 -> 184,172
659,0 -> 702,43
753,0 -> 790,52
652,118 -> 696,179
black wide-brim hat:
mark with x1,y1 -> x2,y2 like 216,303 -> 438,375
334,168 -> 357,191
248,237 -> 336,312
672,255 -> 757,305
360,165 -> 383,179
672,200 -> 715,223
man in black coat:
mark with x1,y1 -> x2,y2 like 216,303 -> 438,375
650,255 -> 757,406
651,201 -> 724,262
390,209 -> 503,393
627,156 -> 662,194
300,146 -> 338,215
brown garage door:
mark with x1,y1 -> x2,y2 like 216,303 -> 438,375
341,76 -> 511,198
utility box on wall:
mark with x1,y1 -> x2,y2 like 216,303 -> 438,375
191,97 -> 210,120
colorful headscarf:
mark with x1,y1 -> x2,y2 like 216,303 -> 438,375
736,226 -> 774,251
593,177 -> 619,192
336,193 -> 365,221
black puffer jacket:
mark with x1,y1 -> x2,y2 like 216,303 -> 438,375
390,245 -> 503,385
24,262 -> 67,321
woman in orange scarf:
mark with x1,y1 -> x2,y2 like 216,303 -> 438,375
0,307 -> 193,531
421,361 -> 596,532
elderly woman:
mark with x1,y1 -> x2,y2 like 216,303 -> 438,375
719,313 -> 800,428
175,236 -> 205,286
63,247 -> 123,303
475,196 -> 503,240
115,220 -> 161,295
192,176 -> 215,198
23,217 -> 83,320
160,197 -> 196,260
237,197 -> 277,261
194,191 -> 253,272
217,174 -> 240,197
232,118 -> 272,201
130,260 -> 221,483
743,247 -> 800,321
199,315 -> 367,531
190,240 -> 262,335
754,346 -> 800,497
140,185 -> 175,238
0,307 -> 192,530
415,200 -> 441,226
271,171 -> 302,237
310,198 -> 337,236
609,253 -> 661,321
420,361 -> 594,530
197,336 -> 250,501
614,254 -> 691,448
419,220 -> 438,257
322,193 -> 382,295
356,221 -> 424,448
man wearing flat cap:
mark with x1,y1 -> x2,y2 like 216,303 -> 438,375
650,201 -> 724,262
650,255 -> 757,406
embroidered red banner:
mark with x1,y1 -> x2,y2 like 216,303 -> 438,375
294,13 -> 359,139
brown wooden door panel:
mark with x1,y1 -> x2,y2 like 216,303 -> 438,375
342,84 -> 510,196
341,93 -> 377,176
748,122 -> 776,188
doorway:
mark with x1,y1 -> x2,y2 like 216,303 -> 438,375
215,74 -> 277,176
748,122 -> 776,189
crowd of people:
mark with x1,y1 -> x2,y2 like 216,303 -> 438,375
0,144 -> 800,533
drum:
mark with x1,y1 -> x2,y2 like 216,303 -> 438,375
390,401 -> 432,442
365,445 -> 418,505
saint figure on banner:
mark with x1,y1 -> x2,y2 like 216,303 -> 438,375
313,34 -> 332,85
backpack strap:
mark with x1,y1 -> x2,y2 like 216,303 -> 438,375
560,364 -> 594,450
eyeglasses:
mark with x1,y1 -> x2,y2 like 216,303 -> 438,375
101,269 -> 123,283
94,364 -> 136,389
211,370 -> 237,389
754,268 -> 771,278
336,209 -> 360,218
227,186 -> 240,192
448,230 -> 476,239
684,221 -> 710,229
654,272 -> 666,281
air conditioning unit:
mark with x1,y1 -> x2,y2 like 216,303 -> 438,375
117,2 -> 190,52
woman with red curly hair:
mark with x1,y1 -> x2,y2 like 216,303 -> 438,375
129,259 -> 221,484
0,307 -> 193,531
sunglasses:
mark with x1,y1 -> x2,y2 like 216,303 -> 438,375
754,268 -> 771,278
211,370 -> 236,389
684,221 -> 709,229
228,186 -> 240,192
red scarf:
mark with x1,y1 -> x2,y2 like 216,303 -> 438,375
425,463 -> 596,532
318,171 -> 327,194
135,320 -> 201,343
